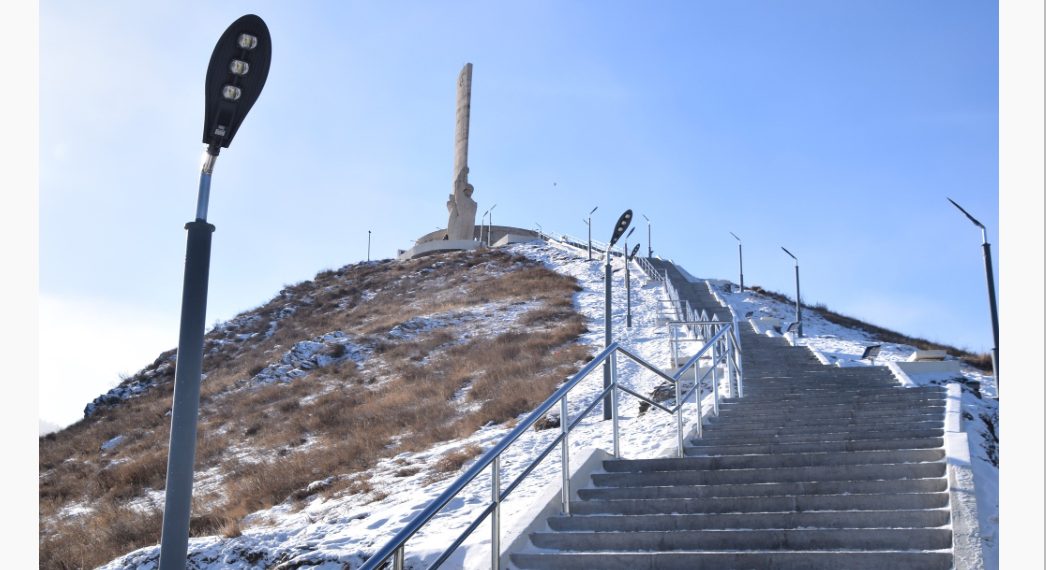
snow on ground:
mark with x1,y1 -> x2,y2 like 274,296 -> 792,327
100,242 -> 998,570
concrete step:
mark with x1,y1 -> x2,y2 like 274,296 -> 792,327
684,436 -> 944,456
577,477 -> 947,501
742,377 -> 939,386
696,418 -> 944,436
719,393 -> 943,406
709,405 -> 944,423
592,461 -> 945,487
547,508 -> 949,532
694,427 -> 944,445
710,408 -> 945,425
602,449 -> 943,472
718,398 -> 943,411
736,384 -> 942,394
703,414 -> 945,432
529,527 -> 952,551
512,550 -> 953,570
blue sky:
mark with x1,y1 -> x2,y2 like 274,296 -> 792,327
32,1 -> 1008,430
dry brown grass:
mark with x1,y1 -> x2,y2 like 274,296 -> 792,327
39,248 -> 591,570
434,444 -> 484,473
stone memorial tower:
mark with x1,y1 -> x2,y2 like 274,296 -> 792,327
445,63 -> 478,241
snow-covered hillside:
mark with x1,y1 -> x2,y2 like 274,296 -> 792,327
87,239 -> 998,570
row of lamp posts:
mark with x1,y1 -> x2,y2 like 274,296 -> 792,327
727,196 -> 998,388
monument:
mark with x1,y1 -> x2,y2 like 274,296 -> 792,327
396,63 -> 540,260
445,63 -> 478,241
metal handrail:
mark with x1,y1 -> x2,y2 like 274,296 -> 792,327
635,256 -> 663,281
540,230 -> 618,259
360,324 -> 740,570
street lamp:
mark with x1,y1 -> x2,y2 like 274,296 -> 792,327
586,206 -> 598,260
159,15 -> 271,570
780,247 -> 802,338
480,209 -> 490,245
622,227 -> 636,327
488,203 -> 497,246
367,230 -> 372,262
730,232 -> 744,292
947,198 -> 1000,390
642,214 -> 652,257
603,209 -> 633,419
627,242 -> 641,328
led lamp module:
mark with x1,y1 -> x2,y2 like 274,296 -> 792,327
237,33 -> 258,50
229,59 -> 250,75
222,85 -> 242,100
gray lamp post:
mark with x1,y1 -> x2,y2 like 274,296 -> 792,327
488,203 -> 497,246
627,242 -> 641,328
622,227 -> 636,327
480,209 -> 490,245
159,14 -> 271,570
730,232 -> 744,292
587,206 -> 598,260
642,214 -> 652,257
603,210 -> 633,419
367,230 -> 371,262
947,198 -> 1000,391
780,247 -> 802,337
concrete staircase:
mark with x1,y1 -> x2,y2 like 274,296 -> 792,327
511,262 -> 953,569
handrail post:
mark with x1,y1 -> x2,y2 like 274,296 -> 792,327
675,371 -> 684,458
669,324 -> 677,370
393,546 -> 404,570
736,342 -> 745,399
711,340 -> 720,417
491,456 -> 500,570
694,363 -> 703,438
611,350 -> 621,458
726,329 -> 737,399
560,396 -> 570,515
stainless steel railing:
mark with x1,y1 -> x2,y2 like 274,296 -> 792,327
634,256 -> 664,281
359,324 -> 741,570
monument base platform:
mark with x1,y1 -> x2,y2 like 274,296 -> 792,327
397,225 -> 542,260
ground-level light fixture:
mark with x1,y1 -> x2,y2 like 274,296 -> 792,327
947,197 -> 999,391
730,232 -> 744,292
603,209 -> 633,419
780,246 -> 802,337
159,14 -> 271,570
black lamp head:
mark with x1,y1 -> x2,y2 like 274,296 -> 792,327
203,14 -> 272,151
781,246 -> 797,261
608,209 -> 633,248
629,243 -> 641,261
947,197 -> 985,229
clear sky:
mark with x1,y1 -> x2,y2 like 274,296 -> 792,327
33,1 -> 1013,431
